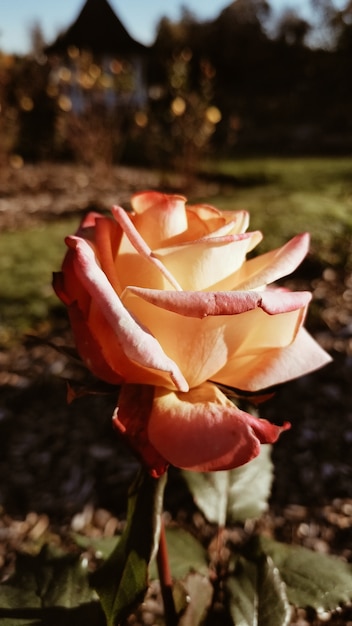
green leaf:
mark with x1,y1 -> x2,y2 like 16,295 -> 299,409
183,445 -> 273,525
256,535 -> 352,612
0,547 -> 95,609
91,469 -> 166,626
227,554 -> 291,626
71,534 -> 120,561
150,527 -> 209,580
0,546 -> 102,625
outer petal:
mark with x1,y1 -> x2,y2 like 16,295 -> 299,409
113,384 -> 168,478
232,232 -> 311,290
148,382 -> 290,471
53,213 -> 122,313
94,215 -> 123,293
66,301 -> 124,385
74,210 -> 107,235
125,287 -> 312,317
66,236 -> 188,391
213,327 -> 332,391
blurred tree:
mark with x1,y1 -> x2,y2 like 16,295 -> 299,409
2,0 -> 352,163
334,0 -> 352,51
309,0 -> 343,48
145,44 -> 221,185
0,53 -> 19,163
274,9 -> 311,46
8,56 -> 56,160
29,21 -> 47,61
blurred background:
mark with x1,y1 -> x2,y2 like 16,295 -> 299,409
1,0 -> 352,165
0,0 -> 352,533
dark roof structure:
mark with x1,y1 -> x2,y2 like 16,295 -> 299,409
45,0 -> 148,56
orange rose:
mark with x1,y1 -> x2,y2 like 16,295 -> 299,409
53,191 -> 331,476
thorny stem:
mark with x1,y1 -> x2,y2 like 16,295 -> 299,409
157,517 -> 178,626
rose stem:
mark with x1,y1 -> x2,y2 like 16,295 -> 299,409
157,517 -> 178,626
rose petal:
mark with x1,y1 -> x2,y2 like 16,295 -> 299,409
148,382 -> 290,471
213,327 -> 332,391
182,204 -> 229,240
187,205 -> 250,235
112,205 -> 182,291
54,213 -> 109,314
232,232 -> 310,290
131,190 -> 186,215
113,383 -> 168,478
66,236 -> 189,392
199,221 -> 260,251
217,209 -> 250,234
73,211 -> 105,235
54,250 -> 91,314
124,287 -> 312,317
66,301 -> 124,385
131,191 -> 189,248
122,289 -> 310,389
94,215 -> 123,293
154,231 -> 262,291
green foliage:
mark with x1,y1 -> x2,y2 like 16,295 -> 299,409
254,535 -> 352,612
72,526 -> 209,583
226,534 -> 352,625
3,513 -> 352,624
0,545 -> 103,626
183,445 -> 274,525
0,217 -> 77,344
91,469 -> 166,626
71,534 -> 120,561
150,527 -> 209,581
227,554 -> 291,626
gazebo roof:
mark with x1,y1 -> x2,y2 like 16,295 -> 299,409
46,0 -> 149,56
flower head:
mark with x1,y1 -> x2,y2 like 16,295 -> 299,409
54,191 -> 331,476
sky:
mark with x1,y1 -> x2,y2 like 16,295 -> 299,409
0,0 -> 347,55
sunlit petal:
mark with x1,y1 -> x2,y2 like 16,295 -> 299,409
213,327 -> 332,391
233,232 -> 310,290
125,287 -> 312,317
155,231 -> 262,291
130,191 -> 188,248
122,289 -> 310,389
66,236 -> 188,391
112,205 -> 182,290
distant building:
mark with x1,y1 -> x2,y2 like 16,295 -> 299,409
45,0 -> 149,112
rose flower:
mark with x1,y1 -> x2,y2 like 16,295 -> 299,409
53,191 -> 331,476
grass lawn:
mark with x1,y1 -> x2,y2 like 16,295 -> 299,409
201,156 -> 352,266
0,218 -> 78,344
1,157 -> 351,344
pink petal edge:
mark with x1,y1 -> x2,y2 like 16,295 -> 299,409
235,232 -> 311,290
66,235 -> 189,392
124,287 -> 312,317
